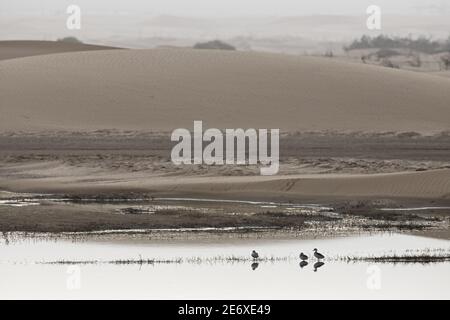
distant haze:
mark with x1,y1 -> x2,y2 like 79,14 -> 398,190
1,0 -> 449,16
1,0 -> 450,49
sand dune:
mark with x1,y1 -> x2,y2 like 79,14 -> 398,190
1,48 -> 450,133
1,159 -> 449,200
192,169 -> 450,200
0,40 -> 120,61
93,169 -> 450,200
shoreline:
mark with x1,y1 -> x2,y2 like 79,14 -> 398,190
0,191 -> 448,238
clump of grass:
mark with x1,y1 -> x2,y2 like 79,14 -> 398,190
57,36 -> 83,44
359,223 -> 430,231
193,40 -> 236,50
342,252 -> 450,264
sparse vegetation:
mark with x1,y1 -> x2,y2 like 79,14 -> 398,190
193,40 -> 236,51
372,49 -> 401,60
57,36 -> 83,44
40,255 -> 290,265
324,50 -> 334,58
441,53 -> 450,70
345,35 -> 450,54
344,253 -> 450,264
381,58 -> 400,69
408,54 -> 422,68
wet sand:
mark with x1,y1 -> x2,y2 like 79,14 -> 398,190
0,191 -> 448,239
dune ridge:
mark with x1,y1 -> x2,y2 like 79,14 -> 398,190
96,169 -> 450,200
1,164 -> 449,200
1,48 -> 450,133
0,40 -> 120,61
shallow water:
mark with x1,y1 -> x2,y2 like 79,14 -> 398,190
2,193 -> 450,215
379,207 -> 450,211
0,194 -> 334,211
0,199 -> 41,207
0,232 -> 449,299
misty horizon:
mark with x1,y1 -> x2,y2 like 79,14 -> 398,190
1,0 -> 450,16
2,0 -> 450,48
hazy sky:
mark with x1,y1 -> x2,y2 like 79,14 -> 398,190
1,0 -> 449,16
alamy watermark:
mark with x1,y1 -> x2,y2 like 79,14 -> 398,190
66,5 -> 81,30
367,5 -> 381,30
366,265 -> 382,290
66,265 -> 81,290
171,121 -> 279,176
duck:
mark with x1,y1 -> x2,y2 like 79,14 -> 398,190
251,250 -> 259,260
313,248 -> 325,260
299,252 -> 308,261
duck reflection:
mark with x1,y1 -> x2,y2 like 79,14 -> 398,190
251,262 -> 259,271
313,261 -> 325,272
299,261 -> 308,269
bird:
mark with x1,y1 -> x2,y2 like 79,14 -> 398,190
313,248 -> 325,260
299,252 -> 308,261
313,261 -> 325,272
251,250 -> 259,260
299,261 -> 308,269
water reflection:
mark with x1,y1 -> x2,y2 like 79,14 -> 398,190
313,261 -> 325,272
0,232 -> 449,299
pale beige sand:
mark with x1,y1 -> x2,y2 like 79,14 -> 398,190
1,132 -> 449,201
1,48 -> 450,133
1,159 -> 449,200
433,71 -> 450,79
0,40 -> 120,61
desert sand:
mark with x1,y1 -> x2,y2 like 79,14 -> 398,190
1,162 -> 449,200
1,48 -> 450,133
